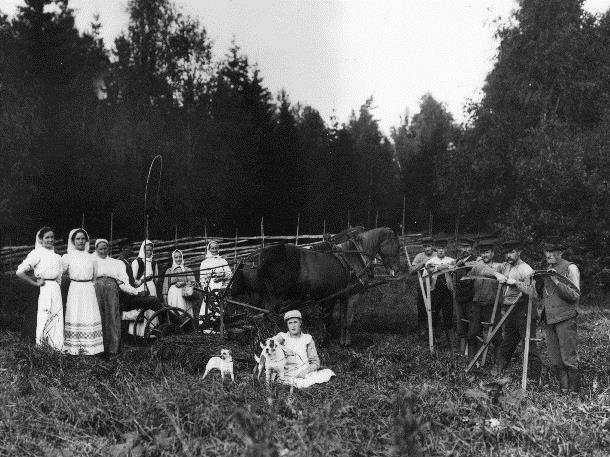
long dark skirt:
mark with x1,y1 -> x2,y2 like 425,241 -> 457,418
94,277 -> 121,354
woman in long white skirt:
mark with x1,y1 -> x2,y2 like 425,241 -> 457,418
16,227 -> 64,350
162,250 -> 196,315
62,229 -> 104,355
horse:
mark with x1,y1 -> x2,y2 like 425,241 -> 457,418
228,227 -> 401,346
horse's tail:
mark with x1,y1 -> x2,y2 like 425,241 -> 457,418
228,266 -> 244,296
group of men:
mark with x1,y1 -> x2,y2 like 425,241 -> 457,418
410,237 -> 581,394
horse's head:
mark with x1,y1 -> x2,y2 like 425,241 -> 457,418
361,227 -> 401,277
379,231 -> 401,277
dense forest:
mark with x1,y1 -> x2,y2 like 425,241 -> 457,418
0,0 -> 608,273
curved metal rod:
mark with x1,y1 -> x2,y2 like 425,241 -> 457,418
144,154 -> 163,240
141,155 -> 163,295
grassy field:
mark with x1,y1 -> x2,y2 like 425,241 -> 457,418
0,278 -> 609,456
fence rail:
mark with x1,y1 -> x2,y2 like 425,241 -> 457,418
0,232 -> 489,275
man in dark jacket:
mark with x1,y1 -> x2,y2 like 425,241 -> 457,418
454,238 -> 475,353
467,239 -> 503,361
116,239 -> 160,312
537,242 -> 581,394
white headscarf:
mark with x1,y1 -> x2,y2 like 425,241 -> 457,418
67,228 -> 90,254
94,238 -> 109,257
138,240 -> 153,260
35,228 -> 48,250
171,249 -> 185,272
206,241 -> 220,259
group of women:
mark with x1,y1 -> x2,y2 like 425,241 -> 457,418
17,228 -> 104,355
16,227 -> 233,355
17,227 -> 152,356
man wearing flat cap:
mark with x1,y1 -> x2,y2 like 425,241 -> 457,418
454,238 -> 475,352
424,239 -> 457,348
537,242 -> 581,394
467,239 -> 503,360
475,240 -> 541,381
410,237 -> 437,339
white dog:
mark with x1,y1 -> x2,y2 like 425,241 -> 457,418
254,338 -> 293,384
202,348 -> 234,382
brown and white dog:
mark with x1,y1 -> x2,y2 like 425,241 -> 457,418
254,338 -> 293,384
202,348 -> 234,382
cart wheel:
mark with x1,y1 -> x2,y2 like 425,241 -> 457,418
143,307 -> 196,341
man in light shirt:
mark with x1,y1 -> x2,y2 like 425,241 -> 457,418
410,237 -> 437,339
478,240 -> 541,382
424,239 -> 456,348
536,242 -> 581,394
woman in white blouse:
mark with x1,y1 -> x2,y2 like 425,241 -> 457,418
199,241 -> 231,317
132,240 -> 159,297
93,238 -> 140,356
62,229 -> 104,355
162,250 -> 196,315
16,227 -> 64,350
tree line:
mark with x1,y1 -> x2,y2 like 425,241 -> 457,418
0,0 -> 608,277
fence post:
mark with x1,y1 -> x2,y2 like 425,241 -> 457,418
295,213 -> 300,245
233,228 -> 238,269
402,195 -> 406,237
109,212 -> 114,256
204,218 -> 208,246
261,217 -> 265,248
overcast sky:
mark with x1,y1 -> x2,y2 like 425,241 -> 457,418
1,0 -> 609,134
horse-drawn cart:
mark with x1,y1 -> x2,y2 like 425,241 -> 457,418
130,227 -> 403,345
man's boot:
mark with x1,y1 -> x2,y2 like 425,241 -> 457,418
491,357 -> 506,377
446,329 -> 457,351
528,359 -> 542,387
459,337 -> 467,355
567,367 -> 580,394
492,343 -> 502,366
417,324 -> 427,341
468,342 -> 478,360
553,366 -> 569,394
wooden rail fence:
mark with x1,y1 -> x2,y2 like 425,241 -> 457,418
1,233 -> 434,275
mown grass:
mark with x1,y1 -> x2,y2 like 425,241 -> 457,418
0,278 -> 609,456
